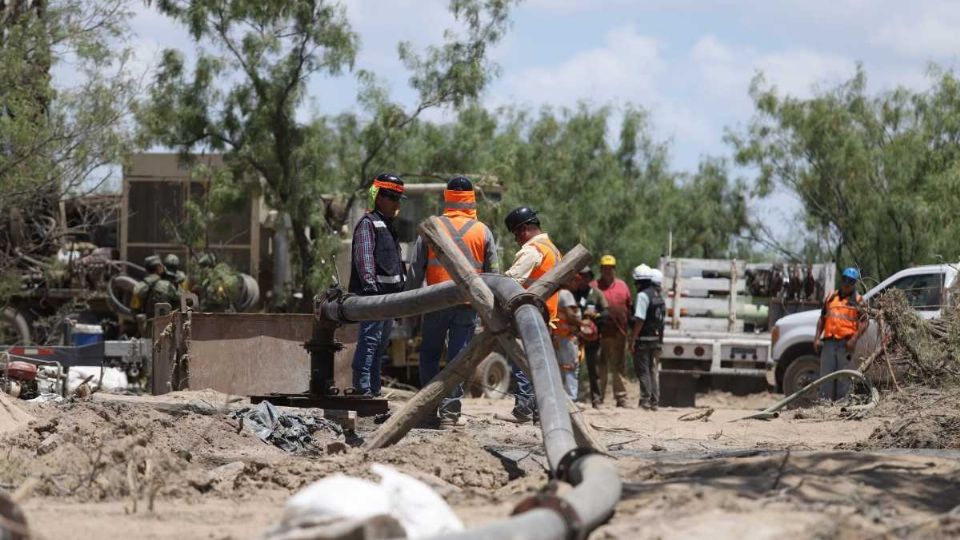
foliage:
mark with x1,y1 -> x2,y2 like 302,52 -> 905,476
358,103 -> 751,273
138,0 -> 516,303
0,0 -> 137,301
730,66 -> 960,281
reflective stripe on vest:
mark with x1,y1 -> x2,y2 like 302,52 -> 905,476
525,238 -> 561,321
823,290 -> 861,340
425,216 -> 488,285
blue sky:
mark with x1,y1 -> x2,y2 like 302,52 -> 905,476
121,0 -> 960,238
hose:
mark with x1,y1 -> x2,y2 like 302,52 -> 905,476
738,369 -> 880,421
316,274 -> 621,540
107,275 -> 138,318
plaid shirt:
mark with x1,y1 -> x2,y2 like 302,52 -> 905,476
352,212 -> 381,294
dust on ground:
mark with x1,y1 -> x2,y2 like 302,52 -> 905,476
1,387 -> 959,539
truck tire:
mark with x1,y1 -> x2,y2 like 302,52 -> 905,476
0,307 -> 31,346
782,354 -> 820,403
476,352 -> 510,400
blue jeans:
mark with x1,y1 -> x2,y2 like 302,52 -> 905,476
419,306 -> 477,418
819,338 -> 851,400
352,319 -> 394,395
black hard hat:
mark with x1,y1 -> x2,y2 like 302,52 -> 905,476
374,172 -> 406,199
505,206 -> 540,232
446,176 -> 473,191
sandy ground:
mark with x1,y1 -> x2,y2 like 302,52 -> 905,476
1,387 -> 959,539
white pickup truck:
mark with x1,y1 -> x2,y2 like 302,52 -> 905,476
768,263 -> 958,394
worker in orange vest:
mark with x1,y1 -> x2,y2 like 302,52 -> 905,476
504,206 -> 563,422
813,267 -> 867,400
409,176 -> 499,427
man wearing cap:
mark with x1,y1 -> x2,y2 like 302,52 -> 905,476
503,206 -> 562,421
592,255 -> 633,407
572,266 -> 608,407
630,266 -> 666,410
348,173 -> 407,397
163,253 -> 188,290
409,176 -> 499,426
133,255 -> 179,317
814,267 -> 866,401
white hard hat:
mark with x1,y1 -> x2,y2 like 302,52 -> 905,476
649,269 -> 663,285
631,264 -> 653,282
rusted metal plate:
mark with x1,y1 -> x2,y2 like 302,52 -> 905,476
151,312 -> 360,396
187,314 -> 312,396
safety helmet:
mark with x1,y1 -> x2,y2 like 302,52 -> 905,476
841,267 -> 860,281
599,255 -> 617,267
578,265 -> 593,276
163,254 -> 180,271
649,269 -> 663,285
144,255 -> 162,268
373,173 -> 406,199
504,206 -> 540,232
446,176 -> 473,192
631,264 -> 653,282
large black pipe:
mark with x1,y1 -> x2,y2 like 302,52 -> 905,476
314,274 -> 620,540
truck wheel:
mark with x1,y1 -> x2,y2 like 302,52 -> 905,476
782,354 -> 820,404
0,307 -> 31,346
475,353 -> 510,400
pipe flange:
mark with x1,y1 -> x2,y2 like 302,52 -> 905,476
511,492 -> 584,540
504,292 -> 549,322
555,447 -> 597,483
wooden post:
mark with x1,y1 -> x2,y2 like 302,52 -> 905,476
364,239 -> 596,451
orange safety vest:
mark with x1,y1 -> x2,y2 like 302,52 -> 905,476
822,290 -> 862,340
425,190 -> 490,285
524,237 -> 562,323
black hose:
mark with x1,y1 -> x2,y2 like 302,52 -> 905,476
107,275 -> 137,318
315,274 -> 621,540
513,303 -> 577,470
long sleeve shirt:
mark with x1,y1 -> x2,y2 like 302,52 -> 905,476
352,211 -> 386,295
505,233 -> 552,284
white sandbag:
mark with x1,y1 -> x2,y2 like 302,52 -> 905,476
372,464 -> 463,537
66,366 -> 128,394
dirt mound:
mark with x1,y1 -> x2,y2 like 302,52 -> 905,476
853,386 -> 960,449
0,398 -> 338,502
235,429 -> 514,499
0,392 -> 33,434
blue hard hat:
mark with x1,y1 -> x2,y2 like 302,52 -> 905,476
841,267 -> 860,281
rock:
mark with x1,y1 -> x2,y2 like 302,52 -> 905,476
651,443 -> 666,452
326,441 -> 348,455
208,461 -> 246,492
37,434 -> 60,456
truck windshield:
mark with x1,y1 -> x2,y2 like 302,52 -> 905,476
873,273 -> 944,310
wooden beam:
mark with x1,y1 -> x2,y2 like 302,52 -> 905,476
364,239 -> 599,451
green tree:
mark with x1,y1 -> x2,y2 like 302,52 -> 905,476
1,0 -> 136,290
138,0 -> 515,305
730,67 -> 960,281
359,103 -> 750,274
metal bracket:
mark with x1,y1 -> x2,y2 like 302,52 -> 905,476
504,292 -> 549,324
555,447 -> 597,483
511,490 -> 584,540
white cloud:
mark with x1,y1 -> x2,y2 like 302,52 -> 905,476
494,25 -> 663,109
868,0 -> 960,59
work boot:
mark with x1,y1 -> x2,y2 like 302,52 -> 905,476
439,415 -> 466,429
615,397 -> 629,408
591,399 -> 602,409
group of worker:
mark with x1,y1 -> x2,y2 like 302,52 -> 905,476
347,173 -> 669,427
132,254 -> 185,317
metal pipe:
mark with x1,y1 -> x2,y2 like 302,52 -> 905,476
314,275 -> 621,540
513,304 -> 577,470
